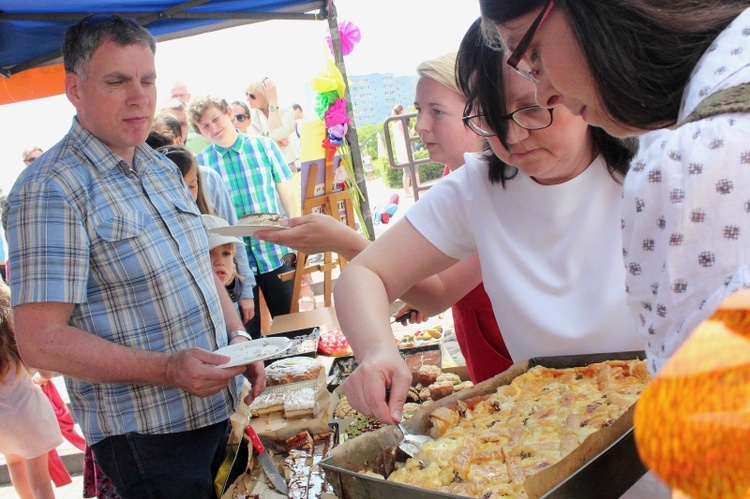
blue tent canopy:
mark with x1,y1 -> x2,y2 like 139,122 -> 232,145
0,0 -> 374,236
0,0 -> 329,77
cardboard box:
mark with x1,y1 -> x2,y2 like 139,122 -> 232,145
319,352 -> 648,499
268,307 -> 338,337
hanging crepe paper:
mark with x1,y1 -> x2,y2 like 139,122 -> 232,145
324,98 -> 350,127
314,91 -> 339,120
325,99 -> 350,144
327,124 -> 348,145
311,60 -> 346,99
326,20 -> 361,57
309,53 -> 369,238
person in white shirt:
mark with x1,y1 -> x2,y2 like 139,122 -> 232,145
482,0 -> 750,374
333,18 -> 643,424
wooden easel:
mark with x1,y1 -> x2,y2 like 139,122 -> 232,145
281,154 -> 357,313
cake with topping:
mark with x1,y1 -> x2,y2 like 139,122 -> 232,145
282,387 -> 317,419
239,213 -> 282,226
248,391 -> 286,417
265,357 -> 323,386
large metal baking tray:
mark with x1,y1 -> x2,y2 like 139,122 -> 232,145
319,351 -> 648,499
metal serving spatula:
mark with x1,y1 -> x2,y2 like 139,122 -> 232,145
396,422 -> 433,458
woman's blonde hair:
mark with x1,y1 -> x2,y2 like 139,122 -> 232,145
245,77 -> 268,99
416,52 -> 460,95
0,280 -> 22,381
22,146 -> 43,162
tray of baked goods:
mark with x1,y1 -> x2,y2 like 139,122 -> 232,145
319,351 -> 651,499
221,420 -> 340,499
326,343 -> 443,391
318,323 -> 446,358
244,356 -> 333,435
329,365 -> 475,443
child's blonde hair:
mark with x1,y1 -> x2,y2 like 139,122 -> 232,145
0,280 -> 22,380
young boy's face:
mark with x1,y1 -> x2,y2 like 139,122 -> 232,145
210,243 -> 237,286
196,104 -> 237,148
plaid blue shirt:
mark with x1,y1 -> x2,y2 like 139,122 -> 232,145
2,118 -> 238,444
197,134 -> 293,274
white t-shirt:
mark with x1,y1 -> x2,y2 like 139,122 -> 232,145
406,153 -> 643,361
622,8 -> 750,373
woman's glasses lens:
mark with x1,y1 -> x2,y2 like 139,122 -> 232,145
512,66 -> 541,84
245,93 -> 256,100
513,106 -> 553,129
463,115 -> 496,137
235,114 -> 249,122
463,107 -> 553,136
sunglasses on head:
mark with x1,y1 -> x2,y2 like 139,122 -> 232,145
245,92 -> 256,100
235,114 -> 249,122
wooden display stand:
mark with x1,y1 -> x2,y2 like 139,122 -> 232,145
281,156 -> 356,313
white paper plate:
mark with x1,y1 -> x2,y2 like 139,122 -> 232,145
214,337 -> 292,368
208,224 -> 289,238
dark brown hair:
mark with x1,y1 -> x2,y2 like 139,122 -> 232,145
456,17 -> 636,185
479,0 -> 749,131
156,145 -> 211,214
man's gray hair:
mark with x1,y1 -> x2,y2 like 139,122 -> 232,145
63,14 -> 156,80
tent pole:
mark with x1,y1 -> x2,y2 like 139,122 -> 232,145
327,4 -> 375,241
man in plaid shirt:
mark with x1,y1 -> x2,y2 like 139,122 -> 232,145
2,15 -> 266,497
191,96 -> 296,338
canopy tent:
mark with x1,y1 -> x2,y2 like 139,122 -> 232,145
0,0 -> 329,104
0,0 -> 374,236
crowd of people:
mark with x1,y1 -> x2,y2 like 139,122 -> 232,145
2,0 -> 750,497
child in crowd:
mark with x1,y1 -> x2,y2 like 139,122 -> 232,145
0,280 -> 62,499
157,144 -> 257,324
189,95 -> 295,339
202,214 -> 246,305
156,145 -> 211,214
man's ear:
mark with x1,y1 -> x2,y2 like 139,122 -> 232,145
65,72 -> 82,108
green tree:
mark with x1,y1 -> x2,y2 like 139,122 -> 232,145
356,123 -> 381,159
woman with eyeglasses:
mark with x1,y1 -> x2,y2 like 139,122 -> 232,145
332,18 -> 643,425
230,100 -> 252,135
481,1 -> 750,494
481,0 -> 750,370
21,147 -> 43,166
245,77 -> 300,170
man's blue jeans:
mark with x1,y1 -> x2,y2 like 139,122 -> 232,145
91,420 -> 229,498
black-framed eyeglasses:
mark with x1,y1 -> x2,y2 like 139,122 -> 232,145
463,106 -> 554,137
506,0 -> 555,84
245,92 -> 256,100
235,114 -> 249,122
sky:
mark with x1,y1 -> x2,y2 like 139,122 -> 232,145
0,0 -> 481,194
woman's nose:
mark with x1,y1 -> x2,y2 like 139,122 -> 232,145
504,120 -> 531,145
534,78 -> 561,109
414,113 -> 428,134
